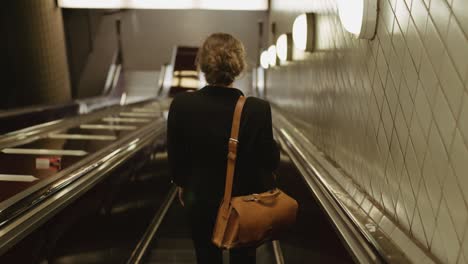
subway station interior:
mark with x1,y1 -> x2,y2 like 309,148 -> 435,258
0,0 -> 467,263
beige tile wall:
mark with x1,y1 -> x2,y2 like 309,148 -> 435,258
266,0 -> 468,262
4,0 -> 71,107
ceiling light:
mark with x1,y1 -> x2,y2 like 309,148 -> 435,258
276,33 -> 293,62
292,13 -> 315,52
57,0 -> 268,10
337,0 -> 377,39
268,45 -> 277,67
260,50 -> 270,69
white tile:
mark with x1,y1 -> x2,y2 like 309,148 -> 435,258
373,69 -> 386,112
411,0 -> 429,34
442,166 -> 468,241
429,0 -> 451,35
381,0 -> 396,34
445,15 -> 468,80
361,197 -> 373,214
353,189 -> 366,205
400,166 -> 417,223
404,0 -> 414,15
405,139 -> 422,191
451,0 -> 468,37
378,121 -> 391,163
390,128 -> 405,173
406,20 -> 423,69
388,48 -> 404,92
393,25 -> 410,68
457,252 -> 466,264
382,179 -> 397,214
386,76 -> 400,118
422,17 -> 446,75
382,98 -> 395,142
377,46 -> 390,85
402,50 -> 419,99
265,0 -> 468,260
459,93 -> 468,146
398,79 -> 415,125
388,0 -> 398,10
431,225 -> 450,263
413,81 -> 433,138
416,179 -> 437,243
395,0 -> 411,36
449,130 -> 468,207
437,53 -> 465,117
418,52 -> 439,106
411,208 -> 430,247
369,93 -> 382,132
462,230 -> 468,264
380,215 -> 397,236
409,112 -> 428,166
395,104 -> 410,150
433,88 -> 458,148
395,193 -> 412,232
391,226 -> 412,250
421,155 -> 442,213
437,199 -> 462,263
427,122 -> 450,184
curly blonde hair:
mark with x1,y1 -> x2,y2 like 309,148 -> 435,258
196,33 -> 246,86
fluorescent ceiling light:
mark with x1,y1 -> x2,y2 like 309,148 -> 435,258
292,13 -> 315,52
260,50 -> 269,69
58,0 -> 268,10
276,33 -> 292,62
338,0 -> 377,39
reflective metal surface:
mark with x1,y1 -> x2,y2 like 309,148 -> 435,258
2,148 -> 88,156
0,175 -> 38,182
120,112 -> 159,118
102,117 -> 151,123
0,100 -> 166,254
48,133 -> 117,141
80,124 -> 138,130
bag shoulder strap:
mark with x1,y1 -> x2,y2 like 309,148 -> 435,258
223,96 -> 246,205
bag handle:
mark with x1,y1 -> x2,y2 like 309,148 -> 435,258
242,189 -> 281,202
221,96 -> 246,214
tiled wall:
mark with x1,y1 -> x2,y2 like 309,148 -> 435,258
266,0 -> 468,262
2,0 -> 71,108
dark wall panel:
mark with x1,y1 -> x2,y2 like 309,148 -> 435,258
1,0 -> 71,109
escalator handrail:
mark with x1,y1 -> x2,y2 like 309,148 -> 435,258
127,186 -> 177,264
0,105 -> 166,255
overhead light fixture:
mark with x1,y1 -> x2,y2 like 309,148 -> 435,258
292,13 -> 315,52
268,45 -> 277,67
337,0 -> 377,39
260,50 -> 270,69
57,0 -> 268,10
276,33 -> 293,62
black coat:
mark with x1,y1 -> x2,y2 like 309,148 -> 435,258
167,85 -> 280,206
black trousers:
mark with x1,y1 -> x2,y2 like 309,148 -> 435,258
186,202 -> 256,264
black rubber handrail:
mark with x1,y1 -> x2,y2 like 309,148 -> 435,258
274,129 -> 382,264
127,186 -> 177,264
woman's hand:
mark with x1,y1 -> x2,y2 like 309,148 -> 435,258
177,187 -> 185,207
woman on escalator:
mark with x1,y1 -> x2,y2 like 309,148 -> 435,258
167,33 -> 281,264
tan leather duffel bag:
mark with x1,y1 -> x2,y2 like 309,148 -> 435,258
212,96 -> 298,249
